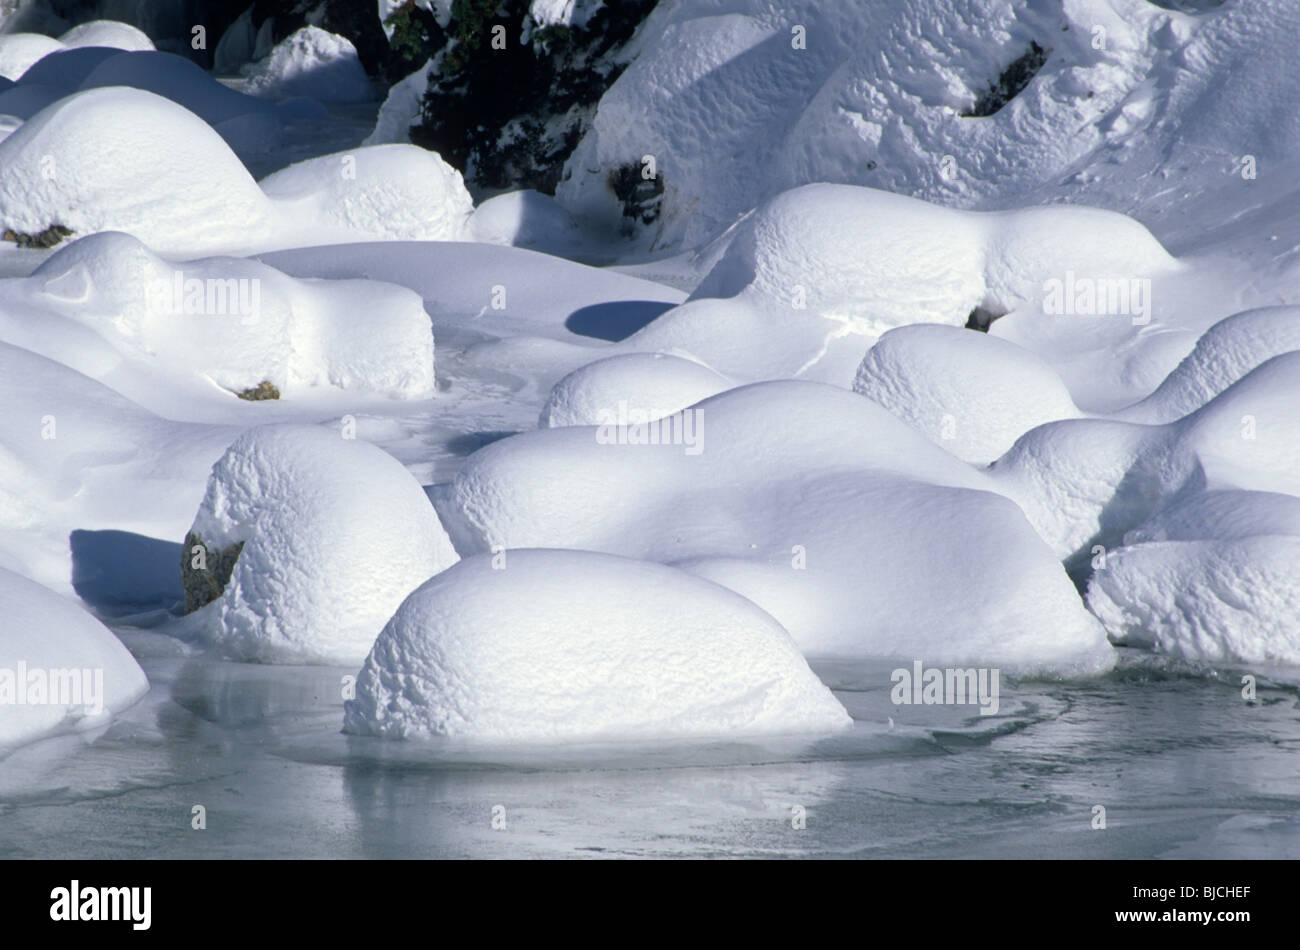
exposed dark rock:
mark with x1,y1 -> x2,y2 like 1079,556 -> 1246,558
964,305 -> 1005,333
181,532 -> 244,613
963,41 -> 1049,118
236,380 -> 281,400
2,224 -> 73,248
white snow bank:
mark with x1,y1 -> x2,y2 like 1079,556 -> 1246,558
243,26 -> 373,103
59,20 -> 154,51
557,0 -> 1181,249
0,87 -> 275,255
363,59 -> 430,145
1087,534 -> 1300,667
0,340 -> 237,593
989,352 -> 1300,562
0,33 -> 63,80
178,425 -> 459,665
342,548 -> 851,743
629,184 -> 1176,385
0,567 -> 148,750
438,380 -> 1113,673
1116,307 -> 1300,424
0,87 -> 474,254
259,144 -> 473,243
256,240 -> 685,345
540,352 -> 733,428
853,324 -> 1081,465
528,0 -> 603,30
0,231 -> 436,408
466,189 -> 584,253
1084,490 -> 1300,667
76,50 -> 284,159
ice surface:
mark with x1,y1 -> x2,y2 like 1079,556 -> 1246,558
342,548 -> 851,742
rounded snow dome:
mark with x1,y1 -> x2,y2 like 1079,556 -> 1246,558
343,549 -> 851,743
181,425 -> 459,664
0,33 -> 64,81
0,87 -> 274,253
259,144 -> 472,242
59,20 -> 155,52
540,352 -> 733,427
0,567 -> 149,750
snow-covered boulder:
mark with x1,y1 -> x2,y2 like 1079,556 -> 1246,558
540,352 -> 733,428
1088,536 -> 1300,667
342,549 -> 852,743
466,189 -> 583,251
2,231 -> 436,406
59,20 -> 154,52
0,87 -> 275,255
259,144 -> 473,242
77,50 -> 284,159
1086,491 -> 1300,667
439,380 -> 1114,674
1116,307 -> 1300,425
0,32 -> 62,80
243,26 -> 373,103
853,324 -> 1081,465
0,567 -> 148,750
989,352 -> 1300,562
625,184 -> 1176,386
178,425 -> 459,665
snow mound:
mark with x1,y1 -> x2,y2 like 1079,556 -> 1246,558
59,20 -> 154,51
438,380 -> 1113,673
467,189 -> 583,252
15,45 -> 119,87
1082,491 -> 1300,665
854,324 -> 1081,465
0,567 -> 148,751
0,87 -> 275,255
0,33 -> 63,80
633,184 -> 1175,385
77,50 -> 284,159
3,231 -> 436,406
1087,534 -> 1300,667
342,549 -> 852,743
1117,307 -> 1300,424
539,352 -> 733,428
557,0 -> 1180,249
363,59 -> 430,145
180,425 -> 459,665
990,352 -> 1300,562
243,26 -> 373,103
259,144 -> 473,242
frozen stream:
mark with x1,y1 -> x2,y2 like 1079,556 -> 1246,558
2,649 -> 1296,859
